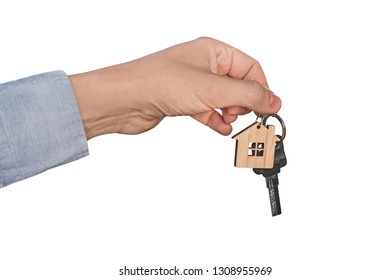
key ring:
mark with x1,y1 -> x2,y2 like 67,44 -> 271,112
256,113 -> 286,141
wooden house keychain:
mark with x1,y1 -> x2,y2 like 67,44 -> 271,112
232,114 -> 287,216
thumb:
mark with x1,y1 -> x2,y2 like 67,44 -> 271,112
191,76 -> 282,135
209,75 -> 282,115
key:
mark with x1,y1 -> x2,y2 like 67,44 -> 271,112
253,139 -> 287,216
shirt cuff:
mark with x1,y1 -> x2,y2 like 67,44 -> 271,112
0,71 -> 89,187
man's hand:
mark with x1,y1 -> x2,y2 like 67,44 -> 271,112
69,37 -> 281,139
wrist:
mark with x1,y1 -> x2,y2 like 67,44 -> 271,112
69,67 -> 123,139
68,62 -> 162,139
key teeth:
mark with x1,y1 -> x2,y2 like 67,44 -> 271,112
270,196 -> 282,217
267,175 -> 282,217
252,138 -> 286,216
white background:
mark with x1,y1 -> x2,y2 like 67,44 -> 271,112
1,0 -> 389,279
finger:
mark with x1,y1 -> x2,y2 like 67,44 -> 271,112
210,39 -> 268,86
226,106 -> 251,116
206,75 -> 281,116
192,110 -> 233,135
221,108 -> 238,124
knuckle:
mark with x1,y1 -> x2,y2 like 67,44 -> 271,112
247,80 -> 267,103
246,81 -> 275,113
196,36 -> 214,43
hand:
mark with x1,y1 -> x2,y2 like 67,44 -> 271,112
69,37 -> 281,139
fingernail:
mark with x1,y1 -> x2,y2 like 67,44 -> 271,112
269,91 -> 281,108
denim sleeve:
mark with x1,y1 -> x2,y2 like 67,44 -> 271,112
0,71 -> 89,188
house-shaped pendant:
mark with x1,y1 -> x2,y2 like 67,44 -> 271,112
232,122 -> 280,168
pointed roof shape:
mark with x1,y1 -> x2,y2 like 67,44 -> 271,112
232,122 -> 280,142
232,122 -> 261,139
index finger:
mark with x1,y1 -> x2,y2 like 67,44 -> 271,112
207,38 -> 269,87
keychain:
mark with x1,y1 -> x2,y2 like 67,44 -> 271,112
232,114 -> 287,216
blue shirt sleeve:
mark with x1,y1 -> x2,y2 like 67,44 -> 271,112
0,71 -> 89,188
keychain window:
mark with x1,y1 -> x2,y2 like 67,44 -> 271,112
248,142 -> 264,157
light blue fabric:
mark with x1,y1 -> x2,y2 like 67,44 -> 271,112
0,71 -> 89,187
